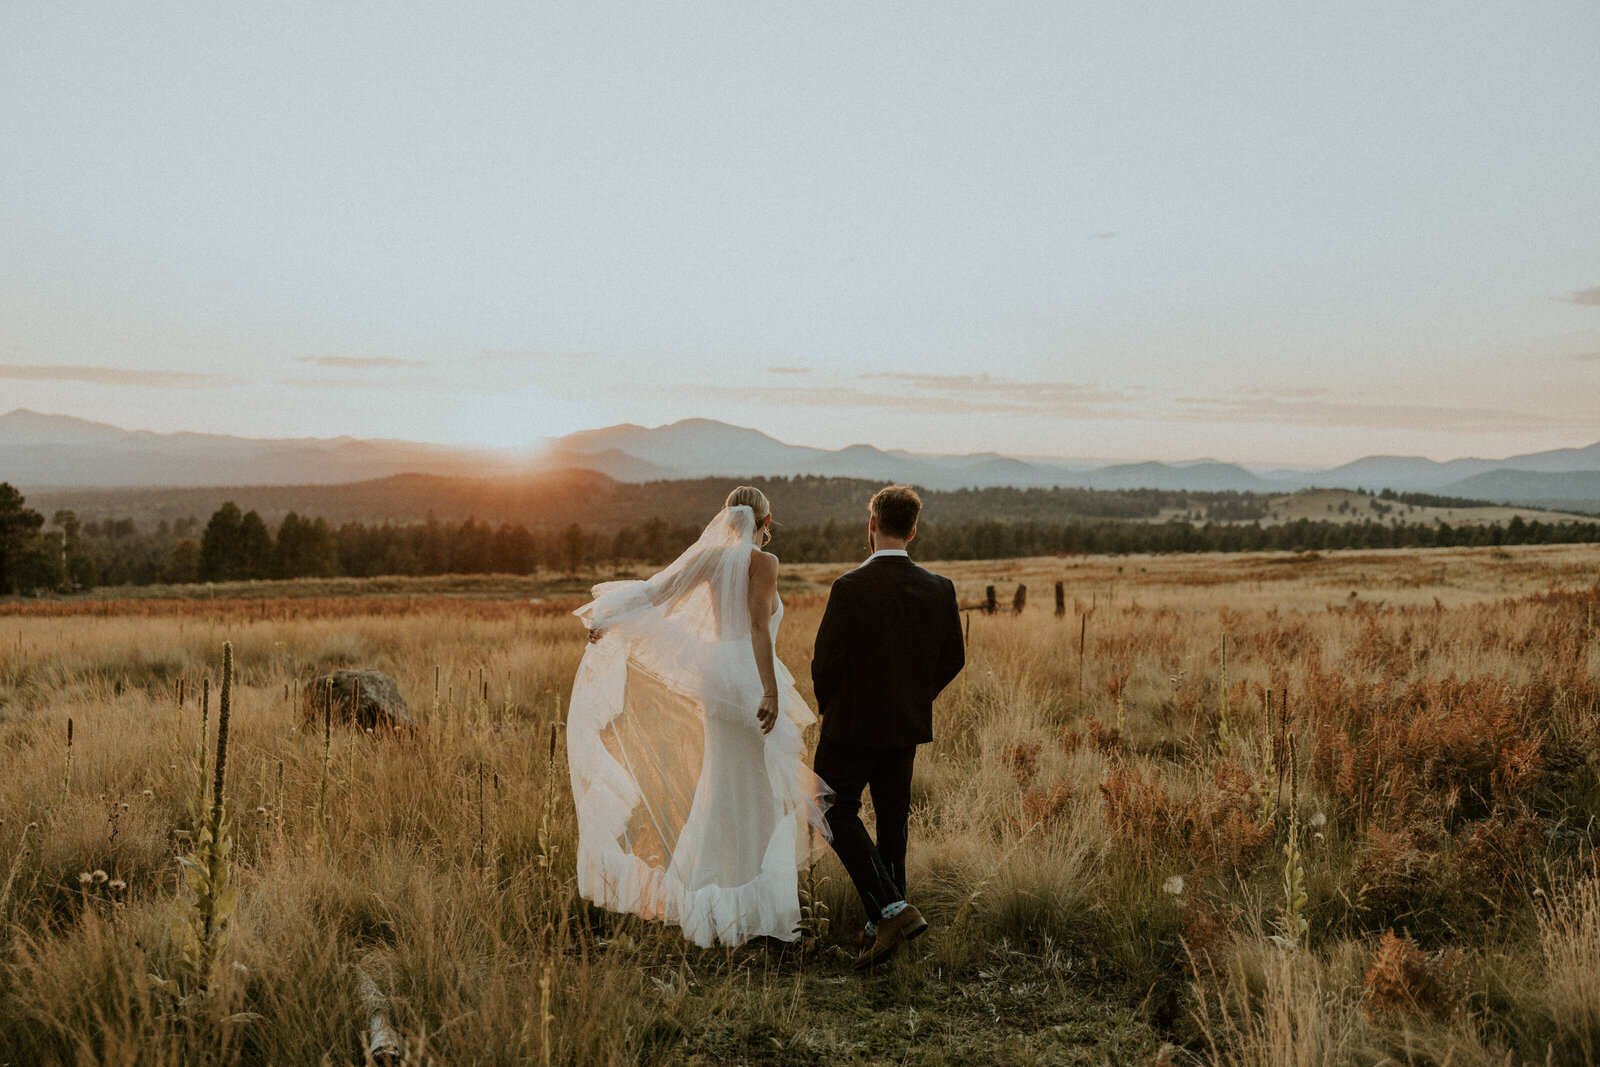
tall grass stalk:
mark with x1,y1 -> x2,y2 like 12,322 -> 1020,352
59,718 -> 73,809
0,820 -> 36,928
315,677 -> 332,827
537,723 -> 561,915
171,641 -> 237,993
1216,631 -> 1232,754
190,677 -> 211,832
1077,610 -> 1088,699
539,923 -> 556,1067
1537,874 -> 1600,1059
1274,733 -> 1307,950
935,824 -> 1038,974
796,861 -> 831,943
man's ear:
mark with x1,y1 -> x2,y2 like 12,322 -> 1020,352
868,515 -> 878,533
906,526 -> 917,543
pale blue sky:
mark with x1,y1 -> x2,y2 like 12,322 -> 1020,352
2,2 -> 1597,463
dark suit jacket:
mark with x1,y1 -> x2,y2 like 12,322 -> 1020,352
811,554 -> 965,747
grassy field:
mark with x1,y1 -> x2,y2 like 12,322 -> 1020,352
1146,487 -> 1594,528
1245,488 -> 1593,528
2,542 -> 1600,1064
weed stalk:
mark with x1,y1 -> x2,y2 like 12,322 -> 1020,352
60,717 -> 73,808
171,641 -> 237,992
1216,632 -> 1232,754
316,677 -> 333,827
1276,732 -> 1307,950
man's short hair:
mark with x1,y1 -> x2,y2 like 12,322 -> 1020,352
870,484 -> 921,540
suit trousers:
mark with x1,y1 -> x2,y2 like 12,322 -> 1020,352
813,734 -> 917,920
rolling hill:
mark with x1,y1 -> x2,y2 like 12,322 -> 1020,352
5,408 -> 1599,509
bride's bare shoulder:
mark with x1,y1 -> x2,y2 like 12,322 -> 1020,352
748,549 -> 779,579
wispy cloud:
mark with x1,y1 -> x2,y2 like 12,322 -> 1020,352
1228,385 -> 1337,400
692,385 -> 1004,415
1171,391 -> 1595,434
864,372 -> 1134,407
0,364 -> 238,388
767,366 -> 810,375
686,372 -> 1596,436
296,356 -> 428,369
275,377 -> 394,390
1563,285 -> 1600,306
689,372 -> 1138,418
476,349 -> 598,364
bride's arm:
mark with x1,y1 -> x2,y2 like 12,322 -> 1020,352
747,551 -> 780,734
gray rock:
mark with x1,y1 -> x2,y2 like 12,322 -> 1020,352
302,669 -> 412,733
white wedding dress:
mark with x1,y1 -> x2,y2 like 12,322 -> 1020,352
567,506 -> 831,947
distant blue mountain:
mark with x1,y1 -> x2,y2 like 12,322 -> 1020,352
6,408 -> 1600,501
1437,469 -> 1600,513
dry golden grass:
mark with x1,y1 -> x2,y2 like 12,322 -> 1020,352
2,542 -> 1599,1064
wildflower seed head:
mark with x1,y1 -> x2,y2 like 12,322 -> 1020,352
109,879 -> 126,892
1162,875 -> 1185,896
1309,812 -> 1327,828
78,871 -> 92,885
92,869 -> 108,883
255,806 -> 268,817
142,789 -> 153,798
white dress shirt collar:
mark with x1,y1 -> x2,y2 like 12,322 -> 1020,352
865,548 -> 910,563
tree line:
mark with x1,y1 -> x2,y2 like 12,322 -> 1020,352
4,481 -> 1599,595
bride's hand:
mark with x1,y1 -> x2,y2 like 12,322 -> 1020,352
587,627 -> 605,644
756,693 -> 779,734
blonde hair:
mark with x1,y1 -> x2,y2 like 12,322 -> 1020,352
724,485 -> 772,545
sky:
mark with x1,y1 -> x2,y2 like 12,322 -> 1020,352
1,2 -> 1598,466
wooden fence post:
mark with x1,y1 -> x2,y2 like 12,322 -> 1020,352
1054,581 -> 1065,617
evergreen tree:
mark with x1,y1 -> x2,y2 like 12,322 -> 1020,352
0,483 -> 48,594
199,502 -> 244,581
163,539 -> 202,583
272,512 -> 337,578
237,510 -> 273,578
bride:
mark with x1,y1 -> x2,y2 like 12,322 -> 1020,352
566,486 -> 831,947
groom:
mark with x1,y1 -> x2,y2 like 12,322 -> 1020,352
811,484 -> 965,970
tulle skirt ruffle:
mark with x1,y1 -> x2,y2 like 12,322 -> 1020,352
567,623 -> 830,948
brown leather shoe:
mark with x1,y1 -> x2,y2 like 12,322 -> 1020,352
853,905 -> 928,970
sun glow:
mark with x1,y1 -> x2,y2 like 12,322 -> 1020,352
437,388 -> 600,451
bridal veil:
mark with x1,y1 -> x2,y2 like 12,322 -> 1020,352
567,505 -> 830,947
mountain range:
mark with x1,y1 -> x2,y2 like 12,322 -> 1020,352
5,408 -> 1600,512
